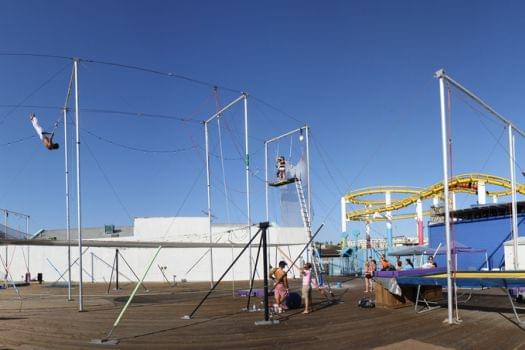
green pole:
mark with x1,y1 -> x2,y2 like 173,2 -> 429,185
105,246 -> 162,339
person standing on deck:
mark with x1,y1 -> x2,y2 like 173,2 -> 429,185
270,260 -> 289,312
301,262 -> 313,314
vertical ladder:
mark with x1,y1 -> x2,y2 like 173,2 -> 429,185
295,177 -> 330,292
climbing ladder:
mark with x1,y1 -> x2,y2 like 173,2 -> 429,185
295,177 -> 331,293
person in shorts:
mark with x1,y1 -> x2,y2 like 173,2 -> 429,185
270,260 -> 289,312
301,262 -> 313,314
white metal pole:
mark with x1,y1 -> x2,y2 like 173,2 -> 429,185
243,93 -> 253,284
26,216 -> 29,277
305,126 -> 312,226
305,126 -> 312,262
74,59 -> 84,312
437,69 -> 454,324
509,125 -> 519,269
63,106 -> 72,301
385,191 -> 392,251
341,197 -> 347,233
4,210 -> 7,286
264,141 -> 271,266
204,121 -> 214,287
265,142 -> 269,222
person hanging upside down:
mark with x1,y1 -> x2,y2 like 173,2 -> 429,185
30,113 -> 59,150
276,156 -> 286,181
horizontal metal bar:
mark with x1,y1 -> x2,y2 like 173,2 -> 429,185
435,69 -> 525,138
265,125 -> 308,144
0,208 -> 30,218
205,94 -> 246,124
0,238 -> 304,249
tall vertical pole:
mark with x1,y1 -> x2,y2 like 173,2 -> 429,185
261,223 -> 269,322
74,58 -> 84,312
264,141 -> 271,266
243,93 -> 252,284
204,121 -> 214,287
91,252 -> 94,283
115,249 -> 119,290
341,197 -> 347,233
63,106 -> 72,301
305,126 -> 312,262
416,199 -> 424,245
264,142 -> 269,222
385,191 -> 392,251
509,125 -> 519,269
26,216 -> 30,276
4,210 -> 7,286
437,70 -> 453,324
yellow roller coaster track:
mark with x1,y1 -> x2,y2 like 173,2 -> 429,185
345,173 -> 525,222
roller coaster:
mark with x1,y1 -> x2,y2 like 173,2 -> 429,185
344,173 -> 525,222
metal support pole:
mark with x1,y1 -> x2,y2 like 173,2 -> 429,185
91,252 -> 94,283
63,65 -> 74,300
204,121 -> 214,287
4,210 -> 7,286
26,216 -> 30,278
385,191 -> 392,251
262,224 -> 269,322
305,126 -> 312,262
437,69 -> 454,324
509,126 -> 519,269
64,106 -> 72,300
244,93 -> 253,285
74,58 -> 84,312
264,142 -> 269,222
182,228 -> 262,320
97,246 -> 162,344
255,222 -> 278,325
115,249 -> 119,290
118,251 -> 148,291
264,141 -> 273,267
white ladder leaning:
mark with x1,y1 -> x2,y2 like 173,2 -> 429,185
294,177 -> 330,292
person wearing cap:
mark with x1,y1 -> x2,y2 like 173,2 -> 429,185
270,260 -> 289,312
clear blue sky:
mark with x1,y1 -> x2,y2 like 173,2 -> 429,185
0,1 -> 524,242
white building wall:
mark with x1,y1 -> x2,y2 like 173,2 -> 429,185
4,217 -> 308,283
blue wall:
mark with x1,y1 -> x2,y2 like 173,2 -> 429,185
429,214 -> 525,271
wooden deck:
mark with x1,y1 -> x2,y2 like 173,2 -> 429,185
0,278 -> 524,349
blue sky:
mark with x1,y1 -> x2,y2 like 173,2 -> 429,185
0,1 -> 524,242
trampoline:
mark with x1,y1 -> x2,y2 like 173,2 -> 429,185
396,270 -> 525,324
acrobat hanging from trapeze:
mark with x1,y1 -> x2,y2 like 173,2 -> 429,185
30,113 -> 59,150
276,156 -> 287,181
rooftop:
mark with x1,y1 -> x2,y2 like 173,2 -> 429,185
32,225 -> 134,240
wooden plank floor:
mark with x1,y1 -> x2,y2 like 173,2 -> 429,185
0,278 -> 524,349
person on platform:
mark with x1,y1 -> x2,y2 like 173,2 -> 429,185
404,258 -> 414,270
276,156 -> 286,181
423,256 -> 437,269
380,254 -> 392,271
